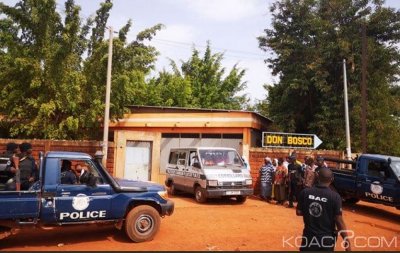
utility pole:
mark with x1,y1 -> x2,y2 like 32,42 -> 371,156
361,23 -> 368,153
102,26 -> 113,167
343,59 -> 352,160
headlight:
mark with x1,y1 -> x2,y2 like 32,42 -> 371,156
245,179 -> 253,185
158,190 -> 169,200
208,180 -> 218,187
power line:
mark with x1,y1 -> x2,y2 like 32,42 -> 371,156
153,38 -> 266,57
151,39 -> 266,61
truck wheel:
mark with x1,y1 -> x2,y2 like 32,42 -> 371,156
236,196 -> 247,204
344,198 -> 359,204
125,205 -> 161,242
194,186 -> 207,203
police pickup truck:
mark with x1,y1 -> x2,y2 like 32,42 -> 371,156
0,151 -> 174,242
325,154 -> 400,209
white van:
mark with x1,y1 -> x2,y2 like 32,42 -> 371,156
165,147 -> 253,203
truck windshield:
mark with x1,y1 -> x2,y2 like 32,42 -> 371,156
391,161 -> 400,179
199,149 -> 243,168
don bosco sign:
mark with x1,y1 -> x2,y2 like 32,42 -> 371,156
262,132 -> 322,149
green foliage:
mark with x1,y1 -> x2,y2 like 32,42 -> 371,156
0,1 -> 249,140
159,42 -> 249,110
258,0 -> 400,155
0,0 -> 163,139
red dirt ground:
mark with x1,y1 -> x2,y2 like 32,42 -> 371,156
1,194 -> 399,251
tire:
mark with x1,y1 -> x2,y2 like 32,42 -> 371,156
236,196 -> 247,204
344,198 -> 360,204
124,205 -> 161,243
194,186 -> 207,203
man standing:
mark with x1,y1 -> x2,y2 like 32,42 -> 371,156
273,158 -> 288,205
287,153 -> 303,208
18,142 -> 37,190
315,156 -> 327,173
303,157 -> 316,188
296,167 -> 351,251
259,157 -> 275,202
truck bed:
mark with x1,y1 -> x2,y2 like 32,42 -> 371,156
0,191 -> 40,220
331,167 -> 357,197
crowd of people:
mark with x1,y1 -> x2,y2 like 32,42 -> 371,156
258,152 -> 328,207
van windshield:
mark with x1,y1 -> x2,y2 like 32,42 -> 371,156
199,149 -> 243,168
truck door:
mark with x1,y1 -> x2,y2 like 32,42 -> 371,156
55,159 -> 113,222
358,158 -> 397,204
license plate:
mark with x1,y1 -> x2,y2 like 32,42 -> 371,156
226,191 -> 240,195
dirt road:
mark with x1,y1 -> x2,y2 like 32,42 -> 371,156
1,194 -> 399,251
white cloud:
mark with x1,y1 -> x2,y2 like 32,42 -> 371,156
183,0 -> 261,22
156,24 -> 196,43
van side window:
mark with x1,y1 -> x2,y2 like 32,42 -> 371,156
177,152 -> 187,166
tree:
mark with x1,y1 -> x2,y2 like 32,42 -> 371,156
165,43 -> 249,110
258,0 -> 400,155
0,0 -> 162,139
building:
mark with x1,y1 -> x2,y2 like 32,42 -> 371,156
109,105 -> 272,184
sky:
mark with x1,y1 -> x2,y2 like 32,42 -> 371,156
3,0 -> 400,104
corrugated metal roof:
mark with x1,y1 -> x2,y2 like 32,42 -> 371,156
126,105 -> 272,123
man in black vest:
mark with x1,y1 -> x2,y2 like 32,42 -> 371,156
296,167 -> 351,251
18,142 -> 37,190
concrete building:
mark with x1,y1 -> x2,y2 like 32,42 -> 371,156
109,106 -> 272,184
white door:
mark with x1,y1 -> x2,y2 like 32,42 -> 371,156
125,141 -> 151,181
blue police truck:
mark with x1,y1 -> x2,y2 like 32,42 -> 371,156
0,151 -> 174,242
326,154 -> 400,209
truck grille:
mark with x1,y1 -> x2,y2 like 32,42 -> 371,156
222,181 -> 243,187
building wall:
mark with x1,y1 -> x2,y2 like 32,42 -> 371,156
248,148 -> 344,195
0,139 -> 115,174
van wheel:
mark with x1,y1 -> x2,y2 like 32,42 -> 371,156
236,196 -> 247,204
125,205 -> 161,242
194,186 -> 207,203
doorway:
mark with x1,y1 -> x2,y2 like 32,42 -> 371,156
124,141 -> 152,181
